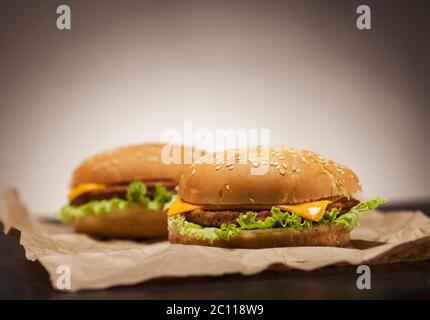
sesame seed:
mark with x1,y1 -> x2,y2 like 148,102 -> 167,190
227,165 -> 234,170
225,184 -> 231,191
279,169 -> 286,175
215,165 -> 221,171
249,197 -> 255,204
276,165 -> 281,170
292,166 -> 297,172
191,169 -> 196,175
296,168 -> 301,173
282,163 -> 287,169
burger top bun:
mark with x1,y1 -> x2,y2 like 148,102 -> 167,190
71,143 -> 197,187
179,146 -> 362,205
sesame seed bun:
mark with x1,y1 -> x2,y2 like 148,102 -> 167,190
179,146 -> 362,206
74,207 -> 167,239
168,222 -> 350,248
71,143 -> 196,187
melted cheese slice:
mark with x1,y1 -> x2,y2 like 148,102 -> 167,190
167,198 -> 334,222
276,200 -> 331,221
167,198 -> 203,217
68,183 -> 106,202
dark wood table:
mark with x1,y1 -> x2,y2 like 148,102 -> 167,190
1,202 -> 430,299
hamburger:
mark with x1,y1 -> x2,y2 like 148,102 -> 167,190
167,146 -> 386,248
59,143 -> 195,239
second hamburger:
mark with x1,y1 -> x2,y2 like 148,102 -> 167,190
59,143 -> 193,239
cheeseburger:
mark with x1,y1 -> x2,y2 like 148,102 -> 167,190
59,143 -> 194,239
168,146 -> 386,248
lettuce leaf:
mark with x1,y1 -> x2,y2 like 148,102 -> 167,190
237,211 -> 276,229
319,208 -> 339,225
271,207 -> 312,229
333,197 -> 387,229
59,198 -> 132,223
237,208 -> 311,230
220,223 -> 241,241
147,183 -> 173,211
59,181 -> 173,223
168,216 -> 240,244
126,181 -> 148,204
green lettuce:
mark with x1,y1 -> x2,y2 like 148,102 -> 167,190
237,208 -> 311,230
126,181 -> 148,203
59,198 -> 131,223
168,216 -> 240,244
237,211 -> 276,229
170,197 -> 387,242
147,183 -> 173,210
59,181 -> 173,223
333,197 -> 387,229
319,208 -> 338,225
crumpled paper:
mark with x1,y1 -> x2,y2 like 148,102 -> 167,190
2,188 -> 430,292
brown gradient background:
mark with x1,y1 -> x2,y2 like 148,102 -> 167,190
0,0 -> 429,216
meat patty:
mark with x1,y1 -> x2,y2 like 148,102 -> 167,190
326,197 -> 359,214
185,209 -> 272,228
70,180 -> 177,206
184,197 -> 359,228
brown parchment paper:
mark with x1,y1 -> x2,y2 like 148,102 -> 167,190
2,188 -> 430,292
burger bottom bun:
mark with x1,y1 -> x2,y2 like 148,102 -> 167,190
168,224 -> 350,248
74,207 -> 167,239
